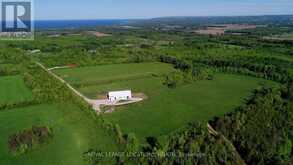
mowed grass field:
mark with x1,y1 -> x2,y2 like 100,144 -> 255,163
56,63 -> 276,140
0,75 -> 33,104
0,104 -> 117,165
79,74 -> 273,139
54,62 -> 174,86
98,74 -> 276,140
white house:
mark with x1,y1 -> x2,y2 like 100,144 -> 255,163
107,90 -> 132,102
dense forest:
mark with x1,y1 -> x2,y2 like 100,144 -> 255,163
211,84 -> 293,165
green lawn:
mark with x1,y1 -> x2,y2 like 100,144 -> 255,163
101,74 -> 276,140
55,63 -> 276,142
0,104 -> 117,165
54,62 -> 174,86
0,75 -> 33,104
54,62 -> 277,143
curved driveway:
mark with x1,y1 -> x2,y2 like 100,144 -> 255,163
36,62 -> 143,113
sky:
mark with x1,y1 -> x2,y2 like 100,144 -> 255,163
34,0 -> 293,20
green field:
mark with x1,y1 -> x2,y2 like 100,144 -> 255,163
0,75 -> 33,104
98,74 -> 276,140
0,104 -> 117,165
57,63 -> 276,140
54,62 -> 174,86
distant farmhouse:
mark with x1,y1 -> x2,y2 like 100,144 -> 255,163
107,90 -> 132,102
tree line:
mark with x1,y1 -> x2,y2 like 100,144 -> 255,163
83,122 -> 245,165
193,56 -> 292,83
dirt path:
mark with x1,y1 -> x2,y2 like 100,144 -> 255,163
36,62 -> 143,113
207,123 -> 246,165
48,66 -> 71,71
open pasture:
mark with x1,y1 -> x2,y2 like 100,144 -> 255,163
0,104 -> 117,165
55,62 -> 277,141
54,62 -> 174,86
101,74 -> 276,140
0,75 -> 33,104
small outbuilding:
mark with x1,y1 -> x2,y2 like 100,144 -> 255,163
107,90 -> 132,102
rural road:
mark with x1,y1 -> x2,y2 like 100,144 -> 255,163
36,62 -> 143,113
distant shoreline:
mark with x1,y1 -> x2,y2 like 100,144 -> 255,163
26,15 -> 293,30
34,19 -> 131,30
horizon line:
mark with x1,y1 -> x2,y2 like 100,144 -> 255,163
34,14 -> 293,21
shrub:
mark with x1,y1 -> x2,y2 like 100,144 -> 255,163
0,100 -> 38,111
163,71 -> 185,88
125,133 -> 139,152
163,68 -> 214,88
8,126 -> 53,155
